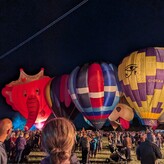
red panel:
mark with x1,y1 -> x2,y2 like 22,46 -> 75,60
120,118 -> 129,129
88,63 -> 104,108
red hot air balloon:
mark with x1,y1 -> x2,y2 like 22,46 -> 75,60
2,68 -> 52,129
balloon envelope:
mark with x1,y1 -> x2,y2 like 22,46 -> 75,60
2,68 -> 52,129
68,62 -> 121,129
108,103 -> 134,122
118,47 -> 164,126
45,75 -> 79,120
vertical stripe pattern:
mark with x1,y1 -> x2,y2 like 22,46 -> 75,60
68,62 -> 121,129
118,47 -> 164,126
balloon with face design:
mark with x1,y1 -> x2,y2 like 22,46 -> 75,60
2,68 -> 52,129
108,103 -> 134,129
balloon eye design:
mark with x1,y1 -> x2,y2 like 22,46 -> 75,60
36,89 -> 40,95
125,64 -> 137,78
23,90 -> 27,97
116,107 -> 121,112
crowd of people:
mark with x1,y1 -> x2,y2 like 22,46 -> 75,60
0,117 -> 164,164
107,130 -> 163,163
4,127 -> 41,163
0,118 -> 42,164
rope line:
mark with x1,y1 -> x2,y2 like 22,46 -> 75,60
0,0 -> 88,60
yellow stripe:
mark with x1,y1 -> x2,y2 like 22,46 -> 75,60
159,92 -> 164,102
146,95 -> 153,110
151,90 -> 162,107
45,80 -> 52,108
156,62 -> 164,69
128,52 -> 138,90
135,52 -> 146,83
118,57 -> 125,81
145,56 -> 156,76
139,112 -> 160,119
141,101 -> 148,112
125,97 -> 140,113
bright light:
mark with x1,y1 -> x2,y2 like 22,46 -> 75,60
35,121 -> 45,130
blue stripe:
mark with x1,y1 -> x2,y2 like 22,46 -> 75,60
82,110 -> 110,116
110,63 -> 122,92
83,116 -> 93,127
82,106 -> 113,112
68,66 -> 85,113
101,63 -> 120,107
77,64 -> 92,108
104,92 -> 115,106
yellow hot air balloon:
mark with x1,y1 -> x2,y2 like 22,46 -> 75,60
118,47 -> 164,127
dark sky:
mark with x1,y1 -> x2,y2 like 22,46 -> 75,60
1,0 -> 164,118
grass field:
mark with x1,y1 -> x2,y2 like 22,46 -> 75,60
27,136 -> 164,164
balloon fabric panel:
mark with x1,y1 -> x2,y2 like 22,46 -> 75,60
60,75 -> 72,107
77,64 -> 92,108
101,63 -> 115,107
50,77 -> 66,117
68,66 -> 85,113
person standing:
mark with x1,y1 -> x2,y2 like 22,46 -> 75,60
123,132 -> 132,161
15,131 -> 26,163
41,117 -> 80,164
90,133 -> 98,158
0,118 -> 13,164
136,132 -> 162,164
80,131 -> 91,164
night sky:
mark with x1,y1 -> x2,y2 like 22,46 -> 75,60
1,0 -> 164,121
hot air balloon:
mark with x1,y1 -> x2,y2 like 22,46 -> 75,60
108,103 -> 134,130
118,47 -> 164,127
68,62 -> 121,129
45,74 -> 79,120
2,68 -> 52,130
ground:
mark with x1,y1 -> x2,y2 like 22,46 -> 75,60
27,136 -> 164,164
